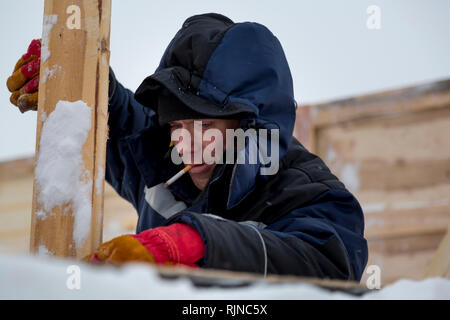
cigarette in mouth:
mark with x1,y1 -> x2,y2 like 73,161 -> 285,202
164,165 -> 193,188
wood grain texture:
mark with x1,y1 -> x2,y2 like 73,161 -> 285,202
30,0 -> 111,258
294,105 -> 315,152
312,79 -> 450,128
299,78 -> 450,285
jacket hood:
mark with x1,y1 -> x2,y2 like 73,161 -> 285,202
134,13 -> 297,208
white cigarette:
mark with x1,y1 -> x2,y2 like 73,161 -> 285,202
164,165 -> 193,188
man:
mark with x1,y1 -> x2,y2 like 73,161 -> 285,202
7,13 -> 367,280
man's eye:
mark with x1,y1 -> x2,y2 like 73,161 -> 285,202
202,122 -> 212,128
170,124 -> 182,130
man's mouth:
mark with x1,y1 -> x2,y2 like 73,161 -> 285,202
189,163 -> 211,174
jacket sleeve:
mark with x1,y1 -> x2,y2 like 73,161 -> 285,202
105,68 -> 156,209
165,189 -> 368,281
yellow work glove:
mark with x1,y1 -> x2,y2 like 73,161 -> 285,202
6,39 -> 41,113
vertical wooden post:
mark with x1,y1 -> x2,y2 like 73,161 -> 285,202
30,0 -> 111,258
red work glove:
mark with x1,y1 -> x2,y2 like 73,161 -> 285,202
86,223 -> 205,268
6,39 -> 41,113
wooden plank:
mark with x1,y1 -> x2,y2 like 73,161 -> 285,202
0,157 -> 34,181
316,106 -> 450,167
364,248 -> 437,285
293,105 -> 316,152
367,231 -> 446,255
308,78 -> 450,285
90,0 -> 111,257
311,79 -> 450,128
364,205 -> 449,240
30,0 -> 111,258
314,102 -> 450,241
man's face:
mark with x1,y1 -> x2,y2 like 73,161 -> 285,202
169,118 -> 241,191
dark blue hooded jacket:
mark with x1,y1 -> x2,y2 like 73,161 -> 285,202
105,13 -> 368,280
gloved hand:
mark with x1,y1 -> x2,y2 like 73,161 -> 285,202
7,39 -> 41,113
85,223 -> 205,268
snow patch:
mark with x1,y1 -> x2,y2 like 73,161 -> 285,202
0,254 -> 449,299
95,165 -> 104,195
40,110 -> 47,123
37,245 -> 53,257
35,210 -> 47,220
41,64 -> 62,83
362,278 -> 450,300
41,14 -> 58,63
35,100 -> 92,249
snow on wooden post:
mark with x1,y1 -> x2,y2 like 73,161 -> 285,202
30,0 -> 111,258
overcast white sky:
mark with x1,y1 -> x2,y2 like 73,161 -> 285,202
1,0 -> 449,161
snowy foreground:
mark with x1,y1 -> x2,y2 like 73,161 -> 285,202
0,254 -> 449,299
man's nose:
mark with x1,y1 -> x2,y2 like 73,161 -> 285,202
176,127 -> 202,163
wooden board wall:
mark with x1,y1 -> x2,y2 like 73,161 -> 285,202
294,79 -> 450,284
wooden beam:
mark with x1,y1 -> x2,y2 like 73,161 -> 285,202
30,0 -> 111,258
0,157 -> 34,181
293,105 -> 316,153
311,79 -> 450,128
